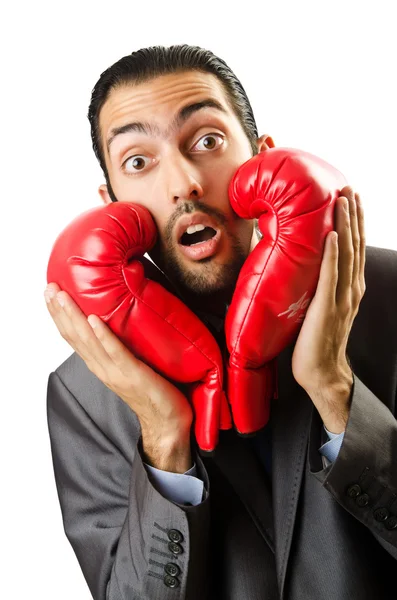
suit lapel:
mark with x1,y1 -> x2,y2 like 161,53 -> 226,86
203,341 -> 312,591
271,342 -> 312,597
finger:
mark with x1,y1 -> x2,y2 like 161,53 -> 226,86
45,285 -> 112,372
45,285 -> 90,359
346,192 -> 360,287
315,231 -> 339,307
335,196 -> 354,307
355,192 -> 366,291
87,313 -> 141,375
340,185 -> 354,199
57,291 -> 117,369
45,283 -> 70,340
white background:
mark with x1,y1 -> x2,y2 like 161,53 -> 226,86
2,0 -> 396,597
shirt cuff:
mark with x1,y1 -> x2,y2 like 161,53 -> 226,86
144,462 -> 204,506
319,425 -> 345,463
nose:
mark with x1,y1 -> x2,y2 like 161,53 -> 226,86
163,154 -> 204,205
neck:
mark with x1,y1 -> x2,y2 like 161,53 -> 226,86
171,281 -> 232,319
178,229 -> 261,318
153,228 -> 261,320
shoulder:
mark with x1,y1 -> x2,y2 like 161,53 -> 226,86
348,245 -> 397,403
364,245 -> 397,287
359,245 -> 397,320
52,351 -> 141,450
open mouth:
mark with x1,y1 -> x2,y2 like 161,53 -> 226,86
177,225 -> 221,261
179,225 -> 217,246
175,214 -> 222,261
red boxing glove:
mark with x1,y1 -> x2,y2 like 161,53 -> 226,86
47,202 -> 232,453
225,148 -> 347,434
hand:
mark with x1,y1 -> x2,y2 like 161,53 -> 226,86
44,283 -> 194,471
291,186 -> 366,433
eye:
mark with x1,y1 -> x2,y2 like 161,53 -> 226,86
192,133 -> 224,152
123,155 -> 151,174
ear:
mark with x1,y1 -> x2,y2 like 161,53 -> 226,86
257,134 -> 275,153
98,184 -> 112,205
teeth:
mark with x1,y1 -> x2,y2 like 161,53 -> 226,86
186,224 -> 206,234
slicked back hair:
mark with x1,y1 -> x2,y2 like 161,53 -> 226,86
87,44 -> 259,202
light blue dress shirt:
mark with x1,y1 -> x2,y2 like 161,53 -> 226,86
144,426 -> 345,506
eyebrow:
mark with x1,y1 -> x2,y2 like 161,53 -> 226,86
106,99 -> 227,152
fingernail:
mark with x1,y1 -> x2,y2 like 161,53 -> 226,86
87,315 -> 97,328
44,287 -> 55,303
56,293 -> 65,307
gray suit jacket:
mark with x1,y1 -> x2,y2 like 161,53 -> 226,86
47,245 -> 397,599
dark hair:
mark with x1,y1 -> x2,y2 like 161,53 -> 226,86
87,44 -> 259,202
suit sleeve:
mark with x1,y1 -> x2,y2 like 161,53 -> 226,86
46,371 -> 211,600
308,372 -> 397,560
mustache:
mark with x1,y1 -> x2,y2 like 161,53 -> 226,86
164,200 -> 227,243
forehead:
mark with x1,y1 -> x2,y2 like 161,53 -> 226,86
99,70 -> 234,143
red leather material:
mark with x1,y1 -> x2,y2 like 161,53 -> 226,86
226,148 -> 347,434
47,202 -> 232,452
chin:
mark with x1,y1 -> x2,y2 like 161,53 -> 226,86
150,235 -> 248,297
176,256 -> 242,297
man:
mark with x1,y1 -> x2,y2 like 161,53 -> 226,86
45,45 -> 397,599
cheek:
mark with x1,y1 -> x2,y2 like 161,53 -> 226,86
206,159 -> 244,211
206,172 -> 233,212
108,187 -> 170,239
111,180 -> 163,221
233,215 -> 254,250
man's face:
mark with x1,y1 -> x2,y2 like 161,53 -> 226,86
98,70 -> 265,299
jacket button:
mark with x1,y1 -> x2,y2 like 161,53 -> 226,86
164,574 -> 180,588
356,493 -> 370,507
346,484 -> 362,498
165,563 -> 181,577
385,515 -> 397,530
168,529 -> 184,543
168,541 -> 183,555
373,507 -> 389,522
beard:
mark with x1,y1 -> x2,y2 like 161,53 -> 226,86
149,200 -> 249,300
